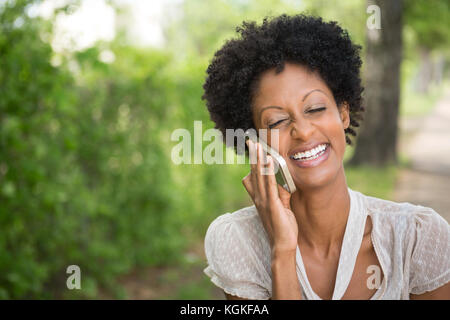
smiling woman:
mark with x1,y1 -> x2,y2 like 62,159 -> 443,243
201,14 -> 450,300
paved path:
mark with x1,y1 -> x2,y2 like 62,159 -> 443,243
394,88 -> 450,222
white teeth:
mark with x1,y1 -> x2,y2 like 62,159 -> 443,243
292,144 -> 327,160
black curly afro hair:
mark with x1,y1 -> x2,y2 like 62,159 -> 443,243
202,13 -> 365,155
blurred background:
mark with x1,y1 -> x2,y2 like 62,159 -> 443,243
0,0 -> 449,299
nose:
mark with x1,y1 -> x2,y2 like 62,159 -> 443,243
290,117 -> 315,141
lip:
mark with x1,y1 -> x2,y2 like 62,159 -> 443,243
289,143 -> 330,168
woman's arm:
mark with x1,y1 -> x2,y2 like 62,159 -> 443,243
239,140 -> 302,300
271,249 -> 302,299
224,250 -> 301,300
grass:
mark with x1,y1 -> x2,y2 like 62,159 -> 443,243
343,145 -> 400,200
169,274 -> 219,300
158,251 -> 224,300
345,164 -> 398,200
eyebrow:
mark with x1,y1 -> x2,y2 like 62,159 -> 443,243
258,89 -> 327,118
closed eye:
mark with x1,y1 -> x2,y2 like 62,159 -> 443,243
308,107 -> 326,113
268,107 -> 325,128
268,119 -> 286,129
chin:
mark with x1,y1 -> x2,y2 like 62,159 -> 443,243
292,165 -> 339,191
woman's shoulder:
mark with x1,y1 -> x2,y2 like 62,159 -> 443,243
209,205 -> 260,224
207,205 -> 264,236
204,205 -> 271,264
203,205 -> 272,297
353,188 -> 449,244
354,188 -> 446,225
356,192 -> 450,295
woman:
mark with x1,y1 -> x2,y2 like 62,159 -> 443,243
201,14 -> 449,300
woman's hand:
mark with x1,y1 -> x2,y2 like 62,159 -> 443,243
242,139 -> 299,256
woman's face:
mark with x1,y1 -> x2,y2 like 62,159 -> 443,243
251,62 -> 350,190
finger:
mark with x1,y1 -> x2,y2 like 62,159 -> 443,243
244,171 -> 271,237
255,141 -> 267,196
247,139 -> 257,173
264,156 -> 279,201
246,139 -> 258,187
277,183 -> 293,210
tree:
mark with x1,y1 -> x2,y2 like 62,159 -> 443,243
162,0 -> 300,61
348,0 -> 403,167
404,0 -> 450,93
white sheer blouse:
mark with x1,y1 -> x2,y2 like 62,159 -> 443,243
203,187 -> 450,299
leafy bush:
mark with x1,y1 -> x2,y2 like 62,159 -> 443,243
0,2 -> 249,298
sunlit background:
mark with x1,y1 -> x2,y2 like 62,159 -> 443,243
1,0 -> 449,299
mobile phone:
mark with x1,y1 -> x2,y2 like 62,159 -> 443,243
245,130 -> 296,194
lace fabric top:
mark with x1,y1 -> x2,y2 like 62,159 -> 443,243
203,187 -> 450,300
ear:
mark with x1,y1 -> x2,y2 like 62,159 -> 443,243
339,102 -> 350,130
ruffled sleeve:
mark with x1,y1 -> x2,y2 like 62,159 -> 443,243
203,213 -> 271,300
409,208 -> 450,295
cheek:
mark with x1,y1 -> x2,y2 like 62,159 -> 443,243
266,130 -> 288,154
278,134 -> 291,157
328,122 -> 347,158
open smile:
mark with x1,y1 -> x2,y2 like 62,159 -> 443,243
289,143 -> 330,168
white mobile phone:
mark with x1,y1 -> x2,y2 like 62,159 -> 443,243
245,130 -> 296,194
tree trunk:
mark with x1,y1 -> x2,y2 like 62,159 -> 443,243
348,0 -> 403,167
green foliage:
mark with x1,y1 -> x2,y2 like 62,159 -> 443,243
404,0 -> 450,50
0,1 -> 185,298
345,165 -> 397,200
300,0 -> 366,47
0,0 -> 252,299
163,0 -> 302,61
1,1 -> 78,298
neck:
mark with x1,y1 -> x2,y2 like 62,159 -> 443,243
290,165 -> 350,257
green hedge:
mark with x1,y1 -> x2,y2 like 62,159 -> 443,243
0,5 -> 249,298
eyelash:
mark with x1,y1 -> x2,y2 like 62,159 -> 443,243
268,119 -> 285,129
267,107 -> 326,129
